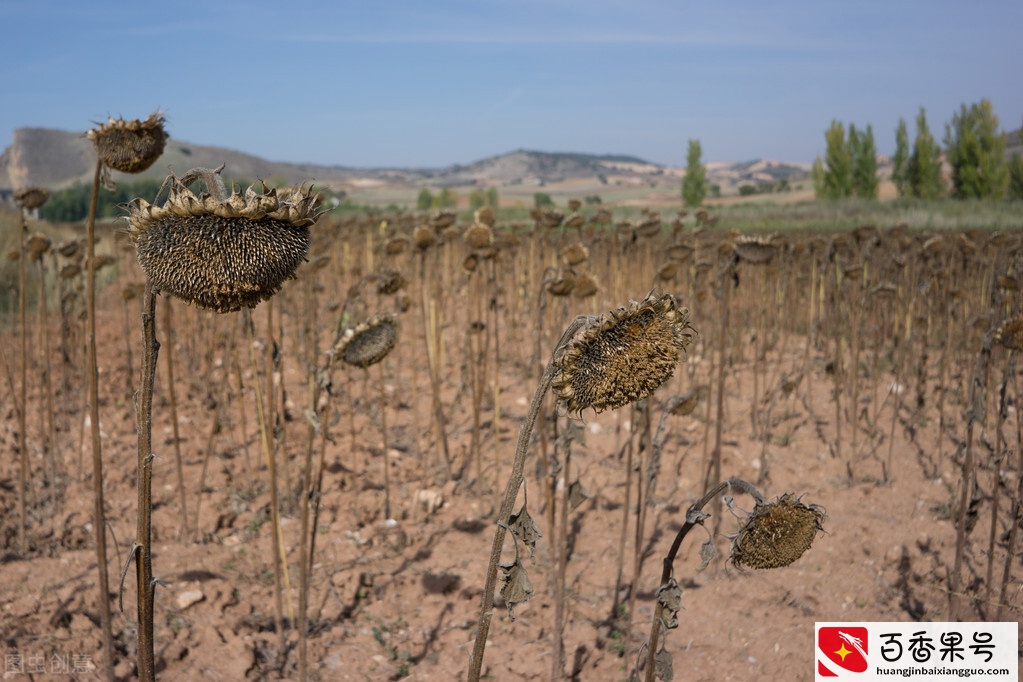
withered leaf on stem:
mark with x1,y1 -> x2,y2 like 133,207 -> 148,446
656,578 -> 682,630
697,536 -> 719,572
654,646 -> 674,682
568,480 -> 589,511
498,558 -> 534,620
506,504 -> 543,558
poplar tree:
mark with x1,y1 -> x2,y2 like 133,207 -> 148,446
891,118 -> 910,198
943,98 -> 1008,199
850,123 -> 878,199
907,107 -> 944,199
820,120 -> 852,199
681,139 -> 707,207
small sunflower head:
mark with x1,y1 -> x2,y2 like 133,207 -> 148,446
27,233 -> 52,261
995,316 -> 1023,352
730,493 -> 824,570
375,268 -> 406,295
551,291 -> 694,414
560,242 -> 589,266
332,313 -> 398,369
546,268 -> 575,297
464,223 -> 493,250
126,168 -> 319,313
734,235 -> 778,265
474,206 -> 496,227
14,187 -> 49,210
573,272 -> 599,298
413,225 -> 436,250
86,112 -> 168,174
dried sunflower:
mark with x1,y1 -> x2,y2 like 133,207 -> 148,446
730,493 -> 824,570
551,291 -> 694,414
14,187 -> 49,210
126,167 -> 319,313
332,313 -> 398,369
86,112 -> 167,174
995,316 -> 1023,352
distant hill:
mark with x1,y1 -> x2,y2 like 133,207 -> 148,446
0,126 -> 812,199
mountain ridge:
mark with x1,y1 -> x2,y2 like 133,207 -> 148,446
0,126 -> 811,196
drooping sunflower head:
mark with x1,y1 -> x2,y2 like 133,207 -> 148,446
126,167 -> 319,313
86,112 -> 168,174
996,316 -> 1023,352
332,313 -> 398,369
551,291 -> 694,414
730,493 -> 824,570
14,187 -> 49,210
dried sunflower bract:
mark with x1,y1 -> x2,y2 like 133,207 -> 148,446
551,291 -> 694,414
126,169 -> 319,313
730,493 -> 824,570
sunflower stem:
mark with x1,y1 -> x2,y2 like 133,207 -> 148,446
134,282 -> 159,682
467,317 -> 585,682
641,478 -> 763,682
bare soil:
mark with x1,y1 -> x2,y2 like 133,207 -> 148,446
0,224 -> 1013,682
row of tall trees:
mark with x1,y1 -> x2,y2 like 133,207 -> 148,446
816,98 -> 1022,201
415,186 -> 500,210
812,122 -> 879,199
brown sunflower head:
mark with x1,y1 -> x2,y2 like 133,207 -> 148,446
734,235 -> 778,265
27,233 -> 52,261
375,268 -> 406,295
126,167 -> 319,313
560,242 -> 589,266
413,225 -> 436,250
730,493 -> 824,570
474,206 -> 496,227
572,272 -> 599,298
464,223 -> 493,250
14,187 -> 49,210
551,291 -> 694,414
546,268 -> 575,297
995,316 -> 1023,352
86,112 -> 168,174
332,313 -> 398,369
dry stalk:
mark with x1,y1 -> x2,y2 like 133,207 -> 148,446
161,299 -> 190,540
640,480 -> 823,682
16,202 -> 29,555
83,159 -> 117,681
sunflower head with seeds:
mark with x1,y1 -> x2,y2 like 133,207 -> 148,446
126,166 -> 320,313
551,291 -> 694,414
730,493 -> 825,570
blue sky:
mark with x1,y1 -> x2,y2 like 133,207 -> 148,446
2,1 -> 1020,168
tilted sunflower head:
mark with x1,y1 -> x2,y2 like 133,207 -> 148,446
126,166 -> 319,313
14,187 -> 49,210
86,112 -> 168,174
331,313 -> 398,369
995,316 -> 1023,353
730,493 -> 825,570
551,291 -> 694,414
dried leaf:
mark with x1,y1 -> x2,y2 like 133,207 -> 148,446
506,504 -> 543,558
568,480 -> 589,511
654,646 -> 674,681
498,558 -> 534,620
656,579 -> 682,630
697,537 -> 719,572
